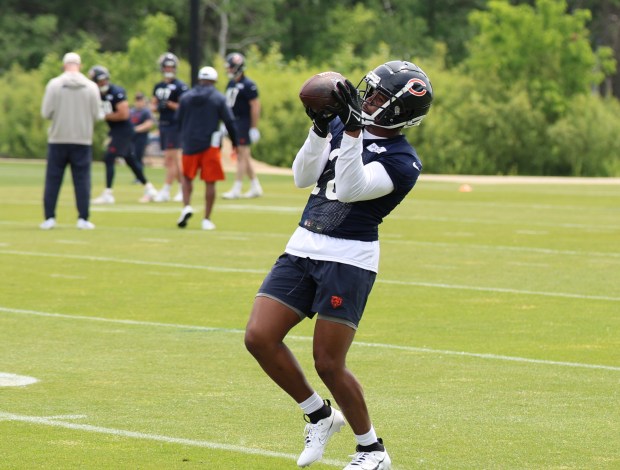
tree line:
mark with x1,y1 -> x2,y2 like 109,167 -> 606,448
1,0 -> 619,176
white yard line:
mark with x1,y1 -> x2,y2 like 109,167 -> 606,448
0,249 -> 618,301
0,411 -> 346,467
1,306 -> 618,372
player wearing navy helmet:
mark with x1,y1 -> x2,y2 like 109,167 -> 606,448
221,52 -> 263,199
89,66 -> 158,205
245,60 -> 433,470
151,52 -> 189,202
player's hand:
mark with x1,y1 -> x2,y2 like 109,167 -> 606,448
249,127 -> 261,144
157,100 -> 168,111
305,106 -> 335,138
329,80 -> 363,132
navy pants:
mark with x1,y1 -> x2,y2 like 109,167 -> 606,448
43,143 -> 92,220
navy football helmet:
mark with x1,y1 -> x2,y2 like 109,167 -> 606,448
159,52 -> 178,78
225,52 -> 245,79
88,65 -> 110,83
358,61 -> 433,129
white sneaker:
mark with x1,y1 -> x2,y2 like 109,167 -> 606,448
76,218 -> 95,230
177,205 -> 194,228
139,184 -> 159,203
173,191 -> 183,202
92,189 -> 114,204
201,218 -> 216,230
243,186 -> 263,198
344,439 -> 391,470
297,405 -> 346,467
40,218 -> 56,230
153,190 -> 170,202
222,189 -> 241,200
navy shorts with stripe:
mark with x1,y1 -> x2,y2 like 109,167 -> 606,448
257,253 -> 377,329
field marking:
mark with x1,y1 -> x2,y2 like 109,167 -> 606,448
0,249 -> 618,302
0,411 -> 345,467
1,306 -> 619,372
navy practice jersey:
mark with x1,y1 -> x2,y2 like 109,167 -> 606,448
225,76 -> 259,120
101,84 -> 132,132
176,84 -> 238,155
153,79 -> 189,126
298,120 -> 422,242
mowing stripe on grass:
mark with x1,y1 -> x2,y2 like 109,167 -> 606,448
2,306 -> 619,372
0,411 -> 345,467
1,249 -> 618,302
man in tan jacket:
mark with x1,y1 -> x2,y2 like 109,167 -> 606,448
40,52 -> 101,230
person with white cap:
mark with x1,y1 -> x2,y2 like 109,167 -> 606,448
40,52 -> 102,230
175,66 -> 238,230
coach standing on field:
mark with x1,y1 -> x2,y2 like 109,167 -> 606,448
40,52 -> 101,230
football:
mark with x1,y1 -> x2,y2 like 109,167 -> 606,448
299,71 -> 345,113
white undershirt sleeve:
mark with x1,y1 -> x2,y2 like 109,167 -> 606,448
335,132 -> 394,202
292,129 -> 331,188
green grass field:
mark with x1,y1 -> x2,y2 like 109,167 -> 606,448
1,159 -> 619,469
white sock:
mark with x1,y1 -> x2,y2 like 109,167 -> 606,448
251,177 -> 262,189
162,184 -> 171,193
298,392 -> 324,415
355,426 -> 378,447
232,180 -> 243,192
104,188 -> 113,195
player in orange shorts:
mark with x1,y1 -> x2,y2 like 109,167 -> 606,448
176,66 -> 238,230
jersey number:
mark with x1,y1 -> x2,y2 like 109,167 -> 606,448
310,148 -> 339,200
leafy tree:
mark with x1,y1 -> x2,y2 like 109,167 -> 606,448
465,0 -> 616,119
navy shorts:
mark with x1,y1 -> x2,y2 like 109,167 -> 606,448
159,125 -> 180,150
235,118 -> 251,146
257,253 -> 377,329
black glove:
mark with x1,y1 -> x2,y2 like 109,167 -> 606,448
305,106 -> 335,138
328,80 -> 363,132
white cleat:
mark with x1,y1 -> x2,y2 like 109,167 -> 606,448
91,190 -> 114,204
297,406 -> 346,467
222,189 -> 241,200
201,218 -> 216,231
76,218 -> 95,230
243,186 -> 263,198
153,191 -> 170,202
139,184 -> 159,203
343,439 -> 391,470
177,205 -> 194,228
40,218 -> 56,230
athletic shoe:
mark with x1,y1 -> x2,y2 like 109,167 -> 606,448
173,191 -> 183,202
222,189 -> 241,200
243,186 -> 263,198
177,205 -> 194,228
343,439 -> 391,470
153,190 -> 170,202
91,190 -> 114,205
297,404 -> 346,467
39,218 -> 56,230
201,219 -> 216,230
139,184 -> 159,203
76,218 -> 95,230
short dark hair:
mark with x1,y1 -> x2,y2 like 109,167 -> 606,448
135,92 -> 145,100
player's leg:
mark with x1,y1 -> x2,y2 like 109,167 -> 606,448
92,142 -> 116,204
41,144 -> 68,226
313,263 -> 391,469
68,144 -> 93,223
245,296 -> 313,401
238,145 -> 262,198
